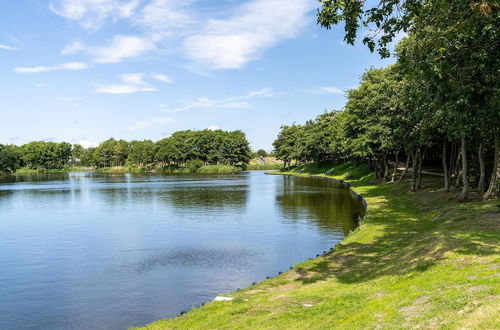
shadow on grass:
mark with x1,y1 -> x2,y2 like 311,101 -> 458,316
290,170 -> 500,286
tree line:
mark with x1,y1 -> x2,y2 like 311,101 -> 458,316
0,129 -> 252,173
275,1 -> 499,201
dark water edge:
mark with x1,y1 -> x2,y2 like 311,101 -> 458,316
0,171 -> 364,330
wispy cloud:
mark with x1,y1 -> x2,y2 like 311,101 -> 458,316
151,73 -> 173,84
96,73 -> 170,94
134,0 -> 194,37
301,86 -> 345,95
62,35 -> 155,64
129,116 -> 175,132
163,88 -> 274,113
61,41 -> 84,55
183,0 -> 314,69
14,62 -> 89,73
50,0 -> 140,29
0,44 -> 18,51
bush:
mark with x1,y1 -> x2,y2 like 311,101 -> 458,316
186,159 -> 205,173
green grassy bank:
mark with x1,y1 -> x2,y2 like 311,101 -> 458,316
138,162 -> 499,329
9,167 -> 94,175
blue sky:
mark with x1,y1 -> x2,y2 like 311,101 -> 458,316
0,0 -> 394,151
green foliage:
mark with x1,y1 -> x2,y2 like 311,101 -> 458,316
128,140 -> 156,166
20,141 -> 71,170
276,2 -> 499,198
0,129 -> 252,174
186,159 -> 204,173
155,129 -> 251,167
0,144 -> 20,173
256,149 -> 268,157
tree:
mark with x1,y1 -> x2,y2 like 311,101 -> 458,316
256,149 -> 268,158
128,140 -> 155,166
0,144 -> 20,173
319,0 -> 499,200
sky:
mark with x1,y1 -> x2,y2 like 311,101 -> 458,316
0,0 -> 394,151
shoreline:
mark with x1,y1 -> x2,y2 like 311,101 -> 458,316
266,171 -> 368,213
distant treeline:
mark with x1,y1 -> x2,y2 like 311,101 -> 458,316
0,129 -> 252,173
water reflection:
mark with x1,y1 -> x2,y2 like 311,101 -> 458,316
276,176 -> 363,235
0,172 -> 69,184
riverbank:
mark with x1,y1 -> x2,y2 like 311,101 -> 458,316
6,160 -> 279,176
138,162 -> 499,329
8,167 -> 94,175
95,165 -> 243,174
5,165 -> 243,175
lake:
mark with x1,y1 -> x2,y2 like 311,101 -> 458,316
0,171 -> 364,330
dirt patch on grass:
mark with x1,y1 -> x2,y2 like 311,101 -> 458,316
435,209 -> 457,221
401,295 -> 432,323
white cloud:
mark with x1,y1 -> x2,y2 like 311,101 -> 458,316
0,44 -> 17,51
129,116 -> 175,132
301,86 -> 345,95
121,73 -> 148,86
134,0 -> 194,37
206,125 -> 220,131
93,35 -> 155,63
96,84 -> 155,94
183,0 -> 315,69
14,62 -> 89,73
96,73 -> 158,94
52,0 -> 313,70
61,41 -> 84,55
151,73 -> 173,84
50,0 -> 140,29
71,138 -> 98,148
164,88 -> 273,113
64,35 -> 155,64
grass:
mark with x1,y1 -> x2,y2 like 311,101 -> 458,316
137,161 -> 499,329
247,163 -> 283,170
197,165 -> 242,174
247,157 -> 283,170
9,166 -> 95,175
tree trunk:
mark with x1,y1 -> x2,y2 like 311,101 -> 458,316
484,134 -> 499,199
391,150 -> 400,182
458,136 -> 469,202
375,157 -> 380,179
411,149 -> 419,192
449,142 -> 456,178
383,153 -> 389,182
417,148 -> 426,190
442,139 -> 450,192
399,153 -> 411,182
454,150 -> 462,189
477,143 -> 486,193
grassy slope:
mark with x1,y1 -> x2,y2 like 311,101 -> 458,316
139,162 -> 499,330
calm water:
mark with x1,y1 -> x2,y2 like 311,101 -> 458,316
0,171 -> 363,330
